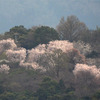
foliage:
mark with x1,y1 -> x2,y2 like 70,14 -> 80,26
33,26 -> 59,46
92,91 -> 100,100
35,77 -> 76,100
56,15 -> 88,41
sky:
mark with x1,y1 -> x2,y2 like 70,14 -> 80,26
0,0 -> 100,33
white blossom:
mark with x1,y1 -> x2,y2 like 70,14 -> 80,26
28,40 -> 73,63
20,61 -> 46,71
47,40 -> 73,53
0,39 -> 17,53
28,44 -> 46,63
0,64 -> 10,74
73,64 -> 100,79
6,48 -> 26,63
73,63 -> 100,97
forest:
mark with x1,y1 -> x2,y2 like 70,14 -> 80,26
0,15 -> 100,100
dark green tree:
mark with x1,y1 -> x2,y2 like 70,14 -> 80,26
33,26 -> 59,47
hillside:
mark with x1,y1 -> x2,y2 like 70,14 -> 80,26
0,16 -> 100,100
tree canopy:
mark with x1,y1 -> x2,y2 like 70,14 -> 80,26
56,15 -> 88,41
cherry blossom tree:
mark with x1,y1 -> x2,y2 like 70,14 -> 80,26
0,64 -> 10,74
0,38 -> 17,53
73,64 -> 100,97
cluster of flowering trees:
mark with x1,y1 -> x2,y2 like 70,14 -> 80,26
0,38 -> 97,71
18,40 -> 74,71
0,39 -> 17,73
0,38 -> 100,98
0,39 -> 77,72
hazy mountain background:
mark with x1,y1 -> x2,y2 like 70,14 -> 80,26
0,0 -> 100,33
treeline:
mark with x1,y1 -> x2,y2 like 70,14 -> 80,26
0,15 -> 100,55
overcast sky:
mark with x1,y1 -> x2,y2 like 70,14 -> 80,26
0,0 -> 100,33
